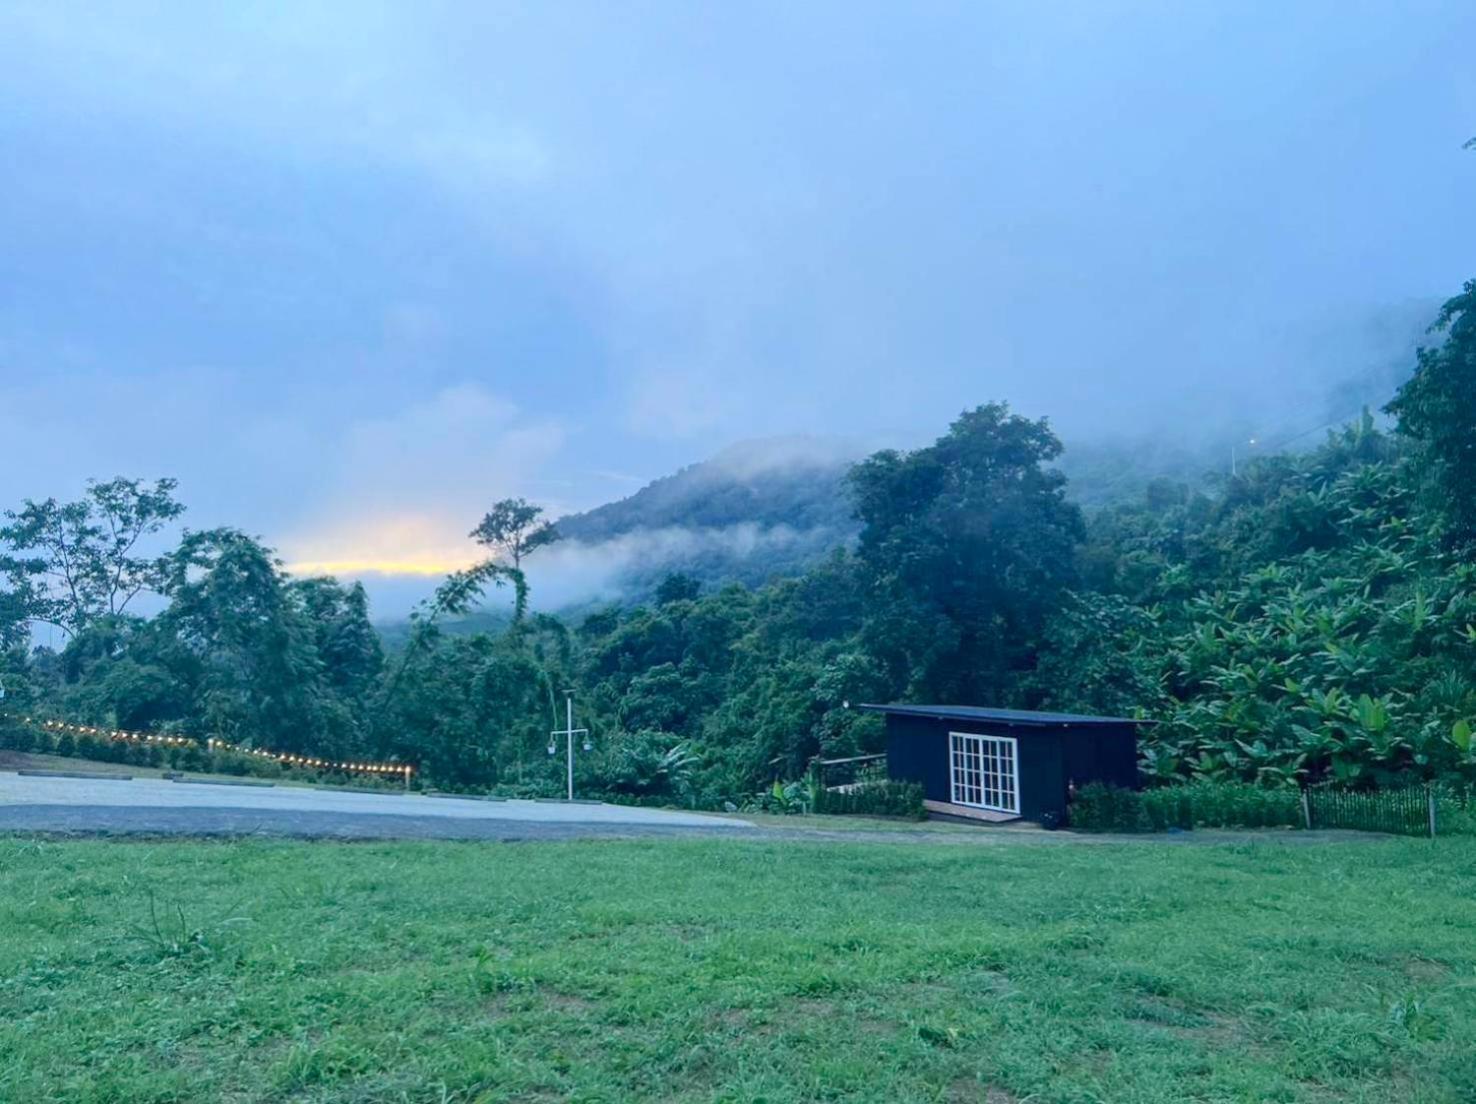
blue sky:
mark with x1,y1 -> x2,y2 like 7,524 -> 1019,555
1,2 -> 1473,608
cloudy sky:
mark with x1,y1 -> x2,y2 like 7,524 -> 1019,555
2,2 -> 1473,608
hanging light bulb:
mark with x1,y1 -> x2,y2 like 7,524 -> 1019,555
582,737 -> 593,752
547,741 -> 557,756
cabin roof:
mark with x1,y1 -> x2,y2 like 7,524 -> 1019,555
856,703 -> 1153,728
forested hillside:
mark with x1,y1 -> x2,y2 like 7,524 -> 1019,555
556,436 -> 861,539
549,436 -> 862,597
3,280 -> 1474,807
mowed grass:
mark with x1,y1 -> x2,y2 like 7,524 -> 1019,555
2,837 -> 1475,1103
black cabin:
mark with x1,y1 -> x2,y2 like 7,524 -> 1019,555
860,703 -> 1148,825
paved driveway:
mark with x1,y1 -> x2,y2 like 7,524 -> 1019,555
0,771 -> 1383,846
0,772 -> 752,840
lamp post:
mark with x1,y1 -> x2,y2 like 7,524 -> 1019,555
548,689 -> 590,801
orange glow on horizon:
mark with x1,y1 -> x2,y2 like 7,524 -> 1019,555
283,555 -> 482,578
279,512 -> 486,579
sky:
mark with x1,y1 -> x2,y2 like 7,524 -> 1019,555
1,2 -> 1473,615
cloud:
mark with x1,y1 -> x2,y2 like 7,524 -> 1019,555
523,523 -> 840,609
0,6 -> 555,203
278,383 -> 565,581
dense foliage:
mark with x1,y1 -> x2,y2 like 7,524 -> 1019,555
4,283 -> 1476,807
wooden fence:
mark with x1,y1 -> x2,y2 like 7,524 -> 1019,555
812,753 -> 887,791
1303,784 -> 1435,837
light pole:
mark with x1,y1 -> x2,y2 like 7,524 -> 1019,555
548,689 -> 590,800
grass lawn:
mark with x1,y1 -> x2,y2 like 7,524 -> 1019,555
2,836 -> 1475,1103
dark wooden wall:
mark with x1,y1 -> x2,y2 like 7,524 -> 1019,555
886,715 -> 1140,823
1061,725 -> 1139,792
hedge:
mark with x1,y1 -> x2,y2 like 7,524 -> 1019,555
1071,781 -> 1303,833
813,779 -> 926,820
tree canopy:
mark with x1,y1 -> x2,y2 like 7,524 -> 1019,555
1387,280 -> 1476,549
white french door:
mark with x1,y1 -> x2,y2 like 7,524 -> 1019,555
949,732 -> 1020,814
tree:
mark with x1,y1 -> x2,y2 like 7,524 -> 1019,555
655,572 -> 702,605
379,557 -> 528,704
0,477 -> 184,637
469,498 -> 559,569
156,528 -> 330,751
1386,280 -> 1476,549
0,581 -> 35,651
290,577 -> 384,696
850,403 -> 1085,701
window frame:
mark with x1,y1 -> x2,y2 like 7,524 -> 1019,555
948,731 -> 1020,814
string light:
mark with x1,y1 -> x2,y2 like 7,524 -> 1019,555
16,717 -> 414,778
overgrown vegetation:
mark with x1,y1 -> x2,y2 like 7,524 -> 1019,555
4,281 -> 1476,807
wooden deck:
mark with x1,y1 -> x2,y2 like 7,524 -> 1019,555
923,799 -> 1021,823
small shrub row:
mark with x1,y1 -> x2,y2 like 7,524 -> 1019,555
1069,782 -> 1150,832
1145,781 -> 1303,830
0,720 -> 390,784
1070,781 -> 1303,833
813,779 -> 926,820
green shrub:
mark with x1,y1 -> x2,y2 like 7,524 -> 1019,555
1083,781 -> 1304,833
76,734 -> 103,760
1193,781 -> 1301,828
171,744 -> 205,772
814,779 -> 925,820
1434,788 -> 1476,835
1140,786 -> 1193,830
741,779 -> 813,815
0,719 -> 34,753
197,750 -> 283,779
1070,782 -> 1150,832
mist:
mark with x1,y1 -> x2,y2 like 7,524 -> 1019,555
2,3 -> 1473,621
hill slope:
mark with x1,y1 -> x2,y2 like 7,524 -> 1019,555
551,436 -> 864,596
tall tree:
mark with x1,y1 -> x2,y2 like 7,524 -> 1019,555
850,403 -> 1084,701
0,477 -> 184,637
469,498 -> 559,569
290,577 -> 384,696
1386,280 -> 1476,550
157,528 -> 329,750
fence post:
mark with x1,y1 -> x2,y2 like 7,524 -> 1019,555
1301,789 -> 1312,831
1428,786 -> 1437,840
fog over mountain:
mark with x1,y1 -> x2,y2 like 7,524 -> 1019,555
3,4 -> 1471,625
444,309 -> 1440,624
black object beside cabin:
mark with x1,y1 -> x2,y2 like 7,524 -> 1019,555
860,704 -> 1148,825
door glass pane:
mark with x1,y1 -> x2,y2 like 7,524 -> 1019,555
950,733 -> 1019,814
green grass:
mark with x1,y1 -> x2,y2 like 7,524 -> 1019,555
2,837 -> 1475,1103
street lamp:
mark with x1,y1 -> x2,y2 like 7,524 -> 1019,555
548,689 -> 590,801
